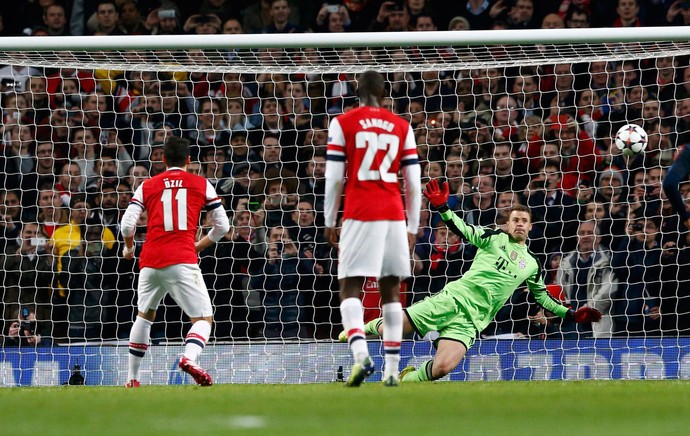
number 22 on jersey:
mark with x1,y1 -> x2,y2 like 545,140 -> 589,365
355,131 -> 399,183
161,188 -> 188,231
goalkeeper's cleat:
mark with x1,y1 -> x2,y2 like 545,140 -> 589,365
179,356 -> 213,386
399,365 -> 416,382
346,356 -> 375,387
338,330 -> 347,343
382,374 -> 399,387
125,379 -> 140,388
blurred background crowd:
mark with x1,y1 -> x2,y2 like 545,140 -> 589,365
2,0 -> 690,346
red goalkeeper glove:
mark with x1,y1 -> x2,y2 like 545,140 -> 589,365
423,179 -> 450,212
567,307 -> 602,323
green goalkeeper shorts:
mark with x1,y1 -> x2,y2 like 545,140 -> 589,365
405,286 -> 477,350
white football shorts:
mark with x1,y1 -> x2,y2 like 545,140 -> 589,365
338,219 -> 411,280
137,264 -> 212,318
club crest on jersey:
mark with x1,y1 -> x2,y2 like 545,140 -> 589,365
510,250 -> 518,261
518,259 -> 527,269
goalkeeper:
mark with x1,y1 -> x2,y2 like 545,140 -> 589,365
341,179 -> 602,382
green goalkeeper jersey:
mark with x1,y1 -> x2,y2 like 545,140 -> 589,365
439,209 -> 569,331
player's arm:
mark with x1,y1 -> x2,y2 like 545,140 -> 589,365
324,118 -> 345,245
195,181 -> 230,253
662,145 -> 690,224
401,124 -> 422,250
120,184 -> 145,260
525,259 -> 602,324
423,178 -> 492,249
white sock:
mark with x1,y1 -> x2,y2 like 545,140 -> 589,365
340,297 -> 369,363
183,320 -> 211,362
128,316 -> 152,381
382,302 -> 403,378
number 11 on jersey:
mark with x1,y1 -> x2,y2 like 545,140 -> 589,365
161,188 -> 188,231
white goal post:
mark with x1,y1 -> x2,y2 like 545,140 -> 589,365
2,28 -> 690,386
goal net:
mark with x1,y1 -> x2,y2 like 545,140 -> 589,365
2,28 -> 690,385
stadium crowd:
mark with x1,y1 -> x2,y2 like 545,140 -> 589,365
2,0 -> 690,345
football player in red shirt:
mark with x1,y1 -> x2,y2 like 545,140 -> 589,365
324,70 -> 421,386
120,137 -> 229,387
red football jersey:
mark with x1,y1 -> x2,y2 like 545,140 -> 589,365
327,106 -> 417,221
131,168 -> 222,269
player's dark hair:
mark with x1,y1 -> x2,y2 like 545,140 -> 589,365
163,137 -> 190,168
357,70 -> 386,105
509,203 -> 532,221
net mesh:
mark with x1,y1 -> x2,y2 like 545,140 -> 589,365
2,33 -> 690,384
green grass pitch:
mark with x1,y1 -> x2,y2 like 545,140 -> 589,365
3,381 -> 690,435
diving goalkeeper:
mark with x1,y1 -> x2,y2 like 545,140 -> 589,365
340,179 -> 602,382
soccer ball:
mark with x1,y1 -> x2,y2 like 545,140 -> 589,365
615,124 -> 647,157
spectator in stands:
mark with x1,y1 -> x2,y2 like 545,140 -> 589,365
492,94 -> 520,142
282,79 -> 315,131
566,5 -> 591,28
192,97 -> 230,147
412,220 -> 467,301
526,159 -> 579,253
447,0 -> 503,31
222,17 -> 243,36
91,182 -> 120,234
2,93 -> 31,125
0,191 -> 22,253
2,306 -> 50,347
263,0 -> 303,33
544,114 -> 599,196
455,173 -> 498,227
414,13 -> 437,31
297,150 -> 326,222
69,126 -> 100,189
55,162 -> 84,207
26,75 -> 51,123
41,3 -> 69,36
36,187 -> 69,238
493,141 -> 529,194
314,3 -> 352,32
89,1 -> 124,35
242,0 -> 300,33
117,0 -> 149,35
650,239 -> 690,334
60,222 -> 117,341
504,0 -> 537,29
369,1 -> 413,31
0,65 -> 41,94
557,220 -> 617,337
262,171 -> 299,228
200,146 -> 229,191
199,207 -> 254,339
512,67 -> 541,119
249,225 -> 304,338
184,13 -> 222,34
612,0 -> 642,27
612,214 -> 662,335
147,6 -> 182,35
541,13 -> 565,28
126,163 -> 149,192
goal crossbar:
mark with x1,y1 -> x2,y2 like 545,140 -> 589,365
0,28 -> 689,74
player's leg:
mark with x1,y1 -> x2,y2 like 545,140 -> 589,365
377,220 -> 413,385
401,339 -> 467,382
338,220 -> 385,386
401,305 -> 476,382
168,264 -> 214,386
127,268 -> 164,387
378,276 -> 403,385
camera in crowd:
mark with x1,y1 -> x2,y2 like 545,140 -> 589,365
19,307 -> 36,336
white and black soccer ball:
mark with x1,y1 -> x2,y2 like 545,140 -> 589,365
615,124 -> 647,157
